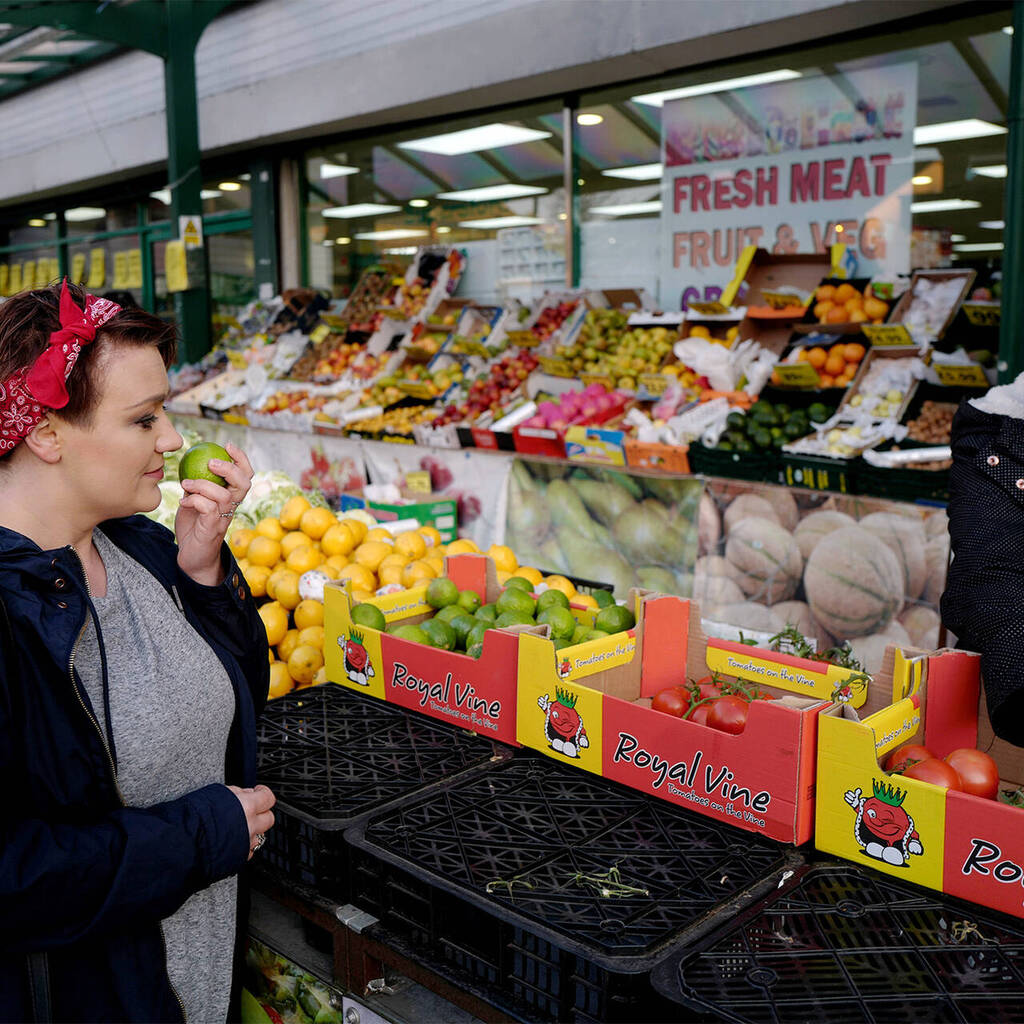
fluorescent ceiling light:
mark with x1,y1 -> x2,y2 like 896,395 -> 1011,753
577,113 -> 604,126
436,226 -> 452,234
979,220 -> 1005,229
239,173 -> 251,181
64,206 -> 106,222
914,119 -> 1006,145
408,199 -> 430,208
954,242 -> 1004,252
913,147 -> 942,163
1004,25 -> 1014,34
601,163 -> 663,181
398,123 -> 551,156
322,239 -> 334,246
458,215 -> 543,229
973,163 -> 1008,178
589,200 -> 663,216
321,163 -> 359,178
353,228 -> 430,240
951,234 -> 966,242
200,189 -> 222,200
632,69 -> 801,107
437,183 -> 547,202
910,198 -> 981,213
27,218 -> 46,227
383,246 -> 419,255
911,175 -> 932,186
323,203 -> 402,219
336,237 -> 351,244
218,181 -> 242,191
150,190 -> 171,205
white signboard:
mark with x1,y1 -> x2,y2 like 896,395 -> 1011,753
659,63 -> 917,309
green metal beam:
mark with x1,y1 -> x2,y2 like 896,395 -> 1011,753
999,1 -> 1024,384
0,2 -> 168,56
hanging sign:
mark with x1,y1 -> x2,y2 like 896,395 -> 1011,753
659,63 -> 917,310
165,240 -> 189,292
112,251 -> 129,290
126,249 -> 143,289
21,261 -> 36,290
87,248 -> 106,289
9,264 -> 22,294
71,252 -> 87,283
179,216 -> 203,250
0,265 -> 8,297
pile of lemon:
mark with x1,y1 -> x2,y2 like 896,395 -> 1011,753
230,494 -> 596,701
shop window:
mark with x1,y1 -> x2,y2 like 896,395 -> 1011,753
304,105 -> 567,304
0,214 -> 59,295
67,233 -> 145,308
146,174 -> 252,222
576,6 -> 1011,308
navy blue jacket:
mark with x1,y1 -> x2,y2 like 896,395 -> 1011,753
0,514 -> 269,1023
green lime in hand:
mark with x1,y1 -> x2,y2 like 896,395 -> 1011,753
179,442 -> 232,486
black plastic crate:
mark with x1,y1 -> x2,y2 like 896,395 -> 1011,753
345,756 -> 799,1023
688,441 -> 782,484
256,685 -> 508,897
651,858 -> 1024,1023
780,450 -> 858,494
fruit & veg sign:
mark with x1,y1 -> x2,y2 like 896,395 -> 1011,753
659,63 -> 916,310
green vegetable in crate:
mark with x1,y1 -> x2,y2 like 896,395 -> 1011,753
426,577 -> 459,609
714,399 -> 823,452
420,617 -> 456,650
350,602 -> 386,632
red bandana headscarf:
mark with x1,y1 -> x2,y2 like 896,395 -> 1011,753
0,280 -> 121,453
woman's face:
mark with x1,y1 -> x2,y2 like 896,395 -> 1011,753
56,344 -> 183,520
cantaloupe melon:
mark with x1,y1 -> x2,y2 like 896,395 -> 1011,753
694,554 -> 743,582
880,619 -> 911,646
925,511 -> 949,539
899,605 -> 941,649
846,633 -> 898,676
723,494 -> 780,534
725,516 -> 802,604
705,601 -> 785,634
759,487 -> 799,531
772,599 -> 834,650
859,512 -> 927,601
923,534 -> 950,605
804,526 -> 903,639
698,492 -> 721,554
692,571 -> 745,609
793,510 -> 856,560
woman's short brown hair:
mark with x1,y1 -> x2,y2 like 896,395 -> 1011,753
0,283 -> 177,431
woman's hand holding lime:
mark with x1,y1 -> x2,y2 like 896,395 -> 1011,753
176,440 -> 254,585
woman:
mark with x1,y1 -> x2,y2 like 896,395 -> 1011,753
0,281 -> 275,1023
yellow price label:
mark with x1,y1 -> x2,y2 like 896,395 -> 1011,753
639,373 -> 669,397
404,470 -> 432,494
71,252 -> 87,283
934,363 -> 988,387
687,300 -> 729,316
761,290 -> 810,310
538,357 -> 574,377
861,323 -> 913,347
310,324 -> 331,345
580,372 -> 615,390
774,362 -> 821,387
506,329 -> 539,348
962,303 -> 1000,327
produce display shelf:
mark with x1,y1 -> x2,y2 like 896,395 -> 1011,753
650,859 -> 1024,1023
256,684 -> 509,898
345,755 -> 799,1024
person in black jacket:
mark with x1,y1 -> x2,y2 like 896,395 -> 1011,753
0,281 -> 274,1023
942,383 -> 1024,746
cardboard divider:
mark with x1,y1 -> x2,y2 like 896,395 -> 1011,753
814,644 -> 1024,919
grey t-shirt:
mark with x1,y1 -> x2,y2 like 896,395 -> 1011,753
76,530 -> 238,1024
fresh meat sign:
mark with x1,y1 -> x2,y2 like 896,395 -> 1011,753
658,63 -> 917,309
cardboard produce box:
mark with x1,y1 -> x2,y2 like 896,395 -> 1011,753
516,594 -> 873,844
339,489 -> 457,543
814,644 -> 1024,918
323,555 -> 526,746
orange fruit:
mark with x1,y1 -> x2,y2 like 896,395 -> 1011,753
228,527 -> 256,560
242,564 -> 271,599
402,559 -> 438,588
298,625 -> 325,651
338,563 -> 377,593
834,283 -> 856,304
395,531 -> 427,561
339,516 -> 368,544
487,544 -> 519,573
844,296 -> 863,313
813,301 -> 833,322
274,570 -> 301,611
365,526 -> 395,545
815,284 -> 836,302
353,541 -> 392,573
818,373 -> 835,388
287,644 -> 324,686
299,507 -> 335,541
277,629 -> 302,663
825,306 -> 848,324
824,352 -> 845,377
268,662 -> 294,699
321,522 -> 357,557
543,575 -> 577,598
255,517 -> 285,542
806,347 -> 827,369
286,545 -> 324,575
835,372 -> 854,388
844,342 -> 866,363
247,535 -> 282,568
771,370 -> 783,386
279,495 -> 312,531
418,525 -> 441,547
259,602 -> 289,647
293,598 -> 324,630
446,539 -> 480,555
516,566 -> 543,585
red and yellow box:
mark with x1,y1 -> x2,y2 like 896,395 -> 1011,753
516,595 -> 871,844
816,644 -> 1024,918
323,554 -> 524,745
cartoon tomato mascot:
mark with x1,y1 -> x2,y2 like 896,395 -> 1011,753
339,629 -> 374,687
845,780 -> 923,867
538,688 -> 589,759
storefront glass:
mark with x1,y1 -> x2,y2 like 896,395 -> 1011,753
304,103 -> 567,304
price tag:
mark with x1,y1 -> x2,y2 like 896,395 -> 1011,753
506,329 -> 538,348
126,249 -> 143,288
934,363 -> 989,387
861,323 -> 913,347
71,252 -> 87,283
310,324 -> 331,345
0,265 -> 7,297
962,303 -> 1000,327
687,300 -> 729,316
405,470 -> 432,494
8,264 -> 22,294
638,373 -> 669,397
397,380 -> 436,400
538,357 -> 574,377
761,290 -> 810,310
453,337 -> 491,358
87,248 -> 106,290
581,372 -> 615,390
21,260 -> 35,290
774,362 -> 821,387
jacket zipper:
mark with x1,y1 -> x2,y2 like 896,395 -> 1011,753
65,546 -> 188,1023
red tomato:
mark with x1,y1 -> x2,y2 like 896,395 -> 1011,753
884,743 -> 934,774
945,748 -> 1000,800
707,695 -> 749,734
688,703 -> 712,726
903,757 -> 963,791
697,681 -> 722,701
651,688 -> 690,718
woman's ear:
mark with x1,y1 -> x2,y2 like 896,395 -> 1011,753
22,416 -> 62,464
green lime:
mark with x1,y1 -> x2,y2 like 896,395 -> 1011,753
593,589 -> 616,609
595,604 -> 636,634
467,621 -> 490,650
448,613 -> 477,649
420,617 -> 456,650
495,610 -> 534,628
475,603 -> 498,623
504,576 -> 534,593
391,623 -> 430,645
537,605 -> 576,641
426,577 -> 459,609
553,636 -> 574,651
571,624 -> 590,644
536,589 -> 570,613
435,604 -> 465,625
496,587 -> 536,619
351,603 -> 386,632
178,442 -> 231,486
457,589 -> 482,614
467,642 -> 484,660
584,628 -> 610,641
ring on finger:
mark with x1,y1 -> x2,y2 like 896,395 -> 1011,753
220,511 -> 234,519
251,833 -> 266,853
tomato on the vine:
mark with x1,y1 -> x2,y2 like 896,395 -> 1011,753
945,748 -> 999,800
884,743 -> 934,774
697,680 -> 722,701
688,703 -> 712,726
707,695 -> 749,734
903,757 -> 963,791
651,688 -> 690,718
